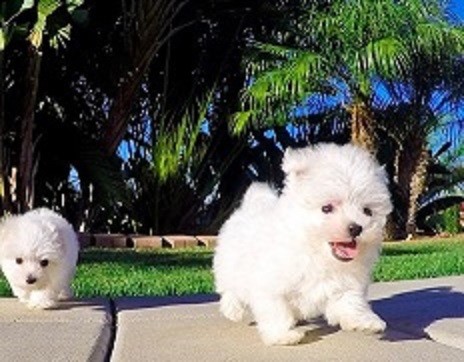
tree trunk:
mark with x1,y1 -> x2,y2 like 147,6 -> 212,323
0,49 -> 8,214
405,144 -> 429,236
349,100 -> 377,154
396,133 -> 428,238
16,45 -> 41,213
384,215 -> 398,241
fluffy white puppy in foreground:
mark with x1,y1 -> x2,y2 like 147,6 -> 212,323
213,143 -> 392,345
0,208 -> 79,309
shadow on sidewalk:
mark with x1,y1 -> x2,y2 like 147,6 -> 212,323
115,294 -> 219,311
372,285 -> 464,342
49,298 -> 111,312
113,295 -> 341,346
103,284 -> 464,345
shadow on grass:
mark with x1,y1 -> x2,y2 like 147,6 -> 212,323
78,248 -> 213,269
373,285 -> 464,342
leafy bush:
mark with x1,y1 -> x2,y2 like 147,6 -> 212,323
425,205 -> 462,234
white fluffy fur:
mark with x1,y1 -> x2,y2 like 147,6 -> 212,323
0,208 -> 79,309
213,143 -> 392,345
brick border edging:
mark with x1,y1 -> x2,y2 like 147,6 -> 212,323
77,233 -> 217,249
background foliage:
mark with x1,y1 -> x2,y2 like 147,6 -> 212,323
0,0 -> 462,237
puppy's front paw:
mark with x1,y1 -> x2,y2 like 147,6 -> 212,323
27,292 -> 57,310
261,329 -> 305,346
27,299 -> 57,310
58,287 -> 73,301
339,313 -> 386,334
220,293 -> 245,322
11,286 -> 29,303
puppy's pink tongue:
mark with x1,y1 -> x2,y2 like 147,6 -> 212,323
330,240 -> 358,261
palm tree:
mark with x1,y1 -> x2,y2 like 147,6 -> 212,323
99,0 -> 186,156
234,0 -> 464,146
20,0 -> 262,232
0,0 -> 39,212
233,0 -> 464,238
375,96 -> 463,238
1,0 -> 86,213
416,142 -> 464,233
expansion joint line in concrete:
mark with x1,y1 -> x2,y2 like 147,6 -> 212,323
104,299 -> 117,362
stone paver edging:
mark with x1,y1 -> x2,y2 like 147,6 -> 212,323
78,233 -> 217,249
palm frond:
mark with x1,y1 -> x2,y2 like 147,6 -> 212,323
413,22 -> 464,59
74,139 -> 130,206
152,97 -> 209,183
417,194 -> 464,222
29,0 -> 62,47
1,0 -> 35,23
357,37 -> 410,79
234,46 -> 327,134
433,141 -> 452,158
36,120 -> 130,207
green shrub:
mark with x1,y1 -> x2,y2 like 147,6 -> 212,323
440,205 -> 461,234
426,204 -> 461,234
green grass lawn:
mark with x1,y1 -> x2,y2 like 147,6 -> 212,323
0,236 -> 463,298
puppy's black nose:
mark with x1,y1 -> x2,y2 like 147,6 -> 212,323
26,276 -> 37,285
348,223 -> 363,238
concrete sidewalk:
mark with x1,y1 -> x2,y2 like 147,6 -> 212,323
0,298 -> 112,362
1,276 -> 464,361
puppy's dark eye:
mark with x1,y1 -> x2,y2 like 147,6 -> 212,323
15,258 -> 23,265
40,259 -> 49,268
322,204 -> 334,214
363,207 -> 373,217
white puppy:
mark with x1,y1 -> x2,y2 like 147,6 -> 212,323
0,208 -> 79,309
213,143 -> 392,345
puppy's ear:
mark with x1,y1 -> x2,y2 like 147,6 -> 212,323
282,147 -> 312,179
378,164 -> 389,184
36,218 -> 60,241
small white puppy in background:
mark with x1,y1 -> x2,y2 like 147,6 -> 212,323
0,208 -> 79,309
213,143 -> 392,345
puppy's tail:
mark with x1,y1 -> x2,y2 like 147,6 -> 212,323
219,292 -> 246,322
241,183 -> 278,211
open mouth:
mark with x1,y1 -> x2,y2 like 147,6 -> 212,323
329,240 -> 358,262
